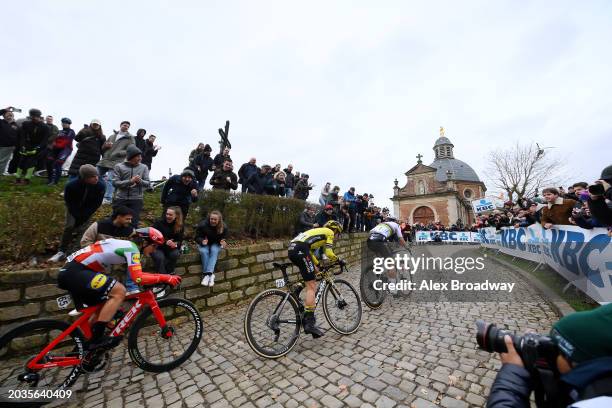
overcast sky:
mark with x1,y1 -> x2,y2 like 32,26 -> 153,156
3,1 -> 611,211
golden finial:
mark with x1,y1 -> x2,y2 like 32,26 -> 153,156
440,126 -> 445,137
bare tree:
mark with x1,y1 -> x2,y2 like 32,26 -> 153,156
486,142 -> 565,202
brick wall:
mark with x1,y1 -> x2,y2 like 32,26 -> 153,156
0,233 -> 368,326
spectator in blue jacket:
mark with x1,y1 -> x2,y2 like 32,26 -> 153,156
343,187 -> 358,232
246,165 -> 272,194
238,157 -> 258,193
48,164 -> 106,262
160,168 -> 199,220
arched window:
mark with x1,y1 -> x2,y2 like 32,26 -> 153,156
417,180 -> 426,195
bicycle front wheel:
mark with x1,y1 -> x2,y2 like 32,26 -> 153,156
0,319 -> 84,396
323,279 -> 362,335
128,298 -> 203,373
244,289 -> 301,359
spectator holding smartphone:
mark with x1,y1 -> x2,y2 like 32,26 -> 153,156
196,210 -> 228,287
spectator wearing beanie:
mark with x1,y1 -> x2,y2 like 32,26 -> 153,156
14,108 -> 50,185
160,168 -> 199,220
46,117 -> 75,185
316,204 -> 337,226
196,210 -> 228,287
541,187 -> 577,229
587,165 -> 612,227
48,164 -> 106,262
210,159 -> 238,191
111,145 -> 150,227
68,119 -> 106,182
135,128 -> 147,152
97,121 -> 135,204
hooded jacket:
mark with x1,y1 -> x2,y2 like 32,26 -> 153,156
97,131 -> 135,169
111,155 -> 150,201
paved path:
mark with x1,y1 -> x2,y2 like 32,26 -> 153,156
65,245 -> 558,407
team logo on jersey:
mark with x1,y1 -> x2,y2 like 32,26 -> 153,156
90,274 -> 108,290
132,253 -> 140,264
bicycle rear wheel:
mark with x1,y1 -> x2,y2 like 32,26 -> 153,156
128,298 -> 203,373
0,319 -> 84,400
359,267 -> 388,309
244,289 -> 301,359
323,279 -> 362,335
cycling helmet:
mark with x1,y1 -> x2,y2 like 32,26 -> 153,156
324,220 -> 343,234
385,217 -> 398,223
135,227 -> 165,245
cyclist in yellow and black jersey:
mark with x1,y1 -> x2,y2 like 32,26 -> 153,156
288,220 -> 345,338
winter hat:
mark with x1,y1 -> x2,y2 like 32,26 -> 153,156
90,119 -> 102,126
29,108 -> 42,118
61,117 -> 72,124
79,164 -> 98,179
126,145 -> 142,161
203,144 -> 212,152
550,303 -> 612,363
181,169 -> 195,178
600,164 -> 612,183
324,204 -> 333,210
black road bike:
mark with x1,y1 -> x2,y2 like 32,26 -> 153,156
244,261 -> 362,359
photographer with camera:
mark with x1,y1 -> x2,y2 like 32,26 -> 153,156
586,165 -> 612,227
481,304 -> 612,407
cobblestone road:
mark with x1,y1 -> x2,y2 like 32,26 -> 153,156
67,245 -> 558,407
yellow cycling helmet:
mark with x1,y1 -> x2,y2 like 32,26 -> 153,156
324,220 -> 343,234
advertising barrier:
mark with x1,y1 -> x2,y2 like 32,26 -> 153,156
477,224 -> 612,304
415,230 -> 478,243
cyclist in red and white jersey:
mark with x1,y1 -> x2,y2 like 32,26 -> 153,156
57,227 -> 181,351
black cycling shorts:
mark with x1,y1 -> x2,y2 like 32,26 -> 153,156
367,234 -> 393,258
57,261 -> 117,308
288,242 -> 316,281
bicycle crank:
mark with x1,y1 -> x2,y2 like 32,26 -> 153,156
81,350 -> 111,373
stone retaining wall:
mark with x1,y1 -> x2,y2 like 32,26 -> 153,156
0,233 -> 367,326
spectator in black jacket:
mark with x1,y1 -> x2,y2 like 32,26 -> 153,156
161,168 -> 198,219
142,134 -> 159,170
268,171 -> 286,196
135,128 -> 147,152
210,159 -> 238,191
315,204 -> 337,226
48,165 -> 106,262
192,145 -> 213,190
151,206 -> 184,293
246,165 -> 272,194
14,109 -> 50,185
212,147 -> 231,170
188,143 -> 206,165
284,164 -> 295,197
0,108 -> 18,174
68,120 -> 106,181
296,206 -> 318,234
294,174 -> 312,200
238,157 -> 258,192
196,210 -> 228,287
587,165 -> 612,227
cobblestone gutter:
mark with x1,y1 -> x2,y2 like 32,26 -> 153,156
0,233 -> 368,325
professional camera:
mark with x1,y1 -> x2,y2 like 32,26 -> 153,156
476,320 -> 558,369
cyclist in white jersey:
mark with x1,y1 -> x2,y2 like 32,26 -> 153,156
367,217 -> 407,293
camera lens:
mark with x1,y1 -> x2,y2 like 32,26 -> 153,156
475,320 -> 518,354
